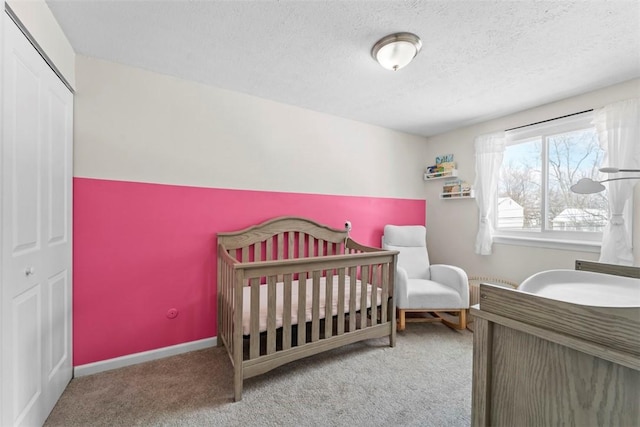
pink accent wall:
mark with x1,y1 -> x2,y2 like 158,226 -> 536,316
73,178 -> 426,365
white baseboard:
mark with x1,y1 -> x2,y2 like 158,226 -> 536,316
73,337 -> 217,377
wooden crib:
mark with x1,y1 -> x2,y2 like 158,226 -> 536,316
217,216 -> 398,401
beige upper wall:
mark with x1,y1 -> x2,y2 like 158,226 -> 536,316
74,55 -> 428,199
5,0 -> 75,88
72,51 -> 638,278
424,79 -> 640,282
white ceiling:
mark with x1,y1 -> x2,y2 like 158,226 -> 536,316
46,0 -> 640,137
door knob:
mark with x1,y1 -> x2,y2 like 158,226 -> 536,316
24,267 -> 35,276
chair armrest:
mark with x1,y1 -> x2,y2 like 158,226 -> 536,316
394,266 -> 410,308
430,264 -> 470,307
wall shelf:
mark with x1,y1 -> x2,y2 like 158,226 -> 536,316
423,169 -> 458,181
440,190 -> 475,199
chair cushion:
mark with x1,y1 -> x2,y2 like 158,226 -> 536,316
399,279 -> 464,309
383,225 -> 430,280
383,225 -> 427,247
385,245 -> 430,280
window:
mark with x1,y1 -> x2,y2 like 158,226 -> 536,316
496,112 -> 608,244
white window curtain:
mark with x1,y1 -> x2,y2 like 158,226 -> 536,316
593,97 -> 640,266
473,132 -> 506,255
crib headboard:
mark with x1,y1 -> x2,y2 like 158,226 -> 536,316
217,216 -> 350,263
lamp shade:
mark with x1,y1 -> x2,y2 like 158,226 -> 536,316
570,178 -> 606,194
372,33 -> 422,71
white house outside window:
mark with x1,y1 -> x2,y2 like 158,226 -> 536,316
495,112 -> 608,245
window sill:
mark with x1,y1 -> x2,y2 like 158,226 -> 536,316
493,235 -> 601,253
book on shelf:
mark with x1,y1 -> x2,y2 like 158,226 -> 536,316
438,161 -> 456,171
442,179 -> 472,197
460,181 -> 472,196
426,162 -> 456,177
442,178 -> 461,194
425,154 -> 456,177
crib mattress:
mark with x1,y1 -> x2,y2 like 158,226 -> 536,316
242,275 -> 382,335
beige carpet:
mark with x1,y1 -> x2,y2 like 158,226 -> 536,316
45,323 -> 473,427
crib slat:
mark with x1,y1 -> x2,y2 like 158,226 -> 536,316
349,266 -> 357,332
312,270 -> 321,342
242,247 -> 249,263
255,240 -> 261,262
266,236 -> 273,261
267,275 -> 277,355
324,273 -> 333,338
288,232 -> 295,259
326,242 -> 334,256
371,264 -> 378,325
283,274 -> 293,350
250,277 -> 260,359
308,236 -> 315,257
297,232 -> 307,344
298,232 -> 305,258
337,268 -> 345,335
318,240 -> 324,257
277,233 -> 284,259
277,233 -> 285,281
381,263 -> 389,323
361,265 -> 369,330
297,271 -> 307,345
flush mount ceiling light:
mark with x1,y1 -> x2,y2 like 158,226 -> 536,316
371,32 -> 422,71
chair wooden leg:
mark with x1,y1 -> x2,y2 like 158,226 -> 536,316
441,309 -> 467,330
398,309 -> 468,331
459,309 -> 467,330
398,309 -> 406,331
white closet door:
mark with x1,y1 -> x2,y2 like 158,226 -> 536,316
1,13 -> 73,427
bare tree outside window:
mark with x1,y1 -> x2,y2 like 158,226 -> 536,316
547,129 -> 608,231
497,126 -> 608,233
498,138 -> 541,230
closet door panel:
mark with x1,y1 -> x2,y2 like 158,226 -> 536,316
12,285 -> 42,425
7,45 -> 43,257
46,86 -> 70,247
3,16 -> 46,427
41,61 -> 73,413
46,270 -> 68,377
2,12 -> 73,427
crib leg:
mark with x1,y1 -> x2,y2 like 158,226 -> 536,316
390,305 -> 397,347
234,374 -> 243,402
234,354 -> 243,401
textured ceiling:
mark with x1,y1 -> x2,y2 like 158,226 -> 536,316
46,0 -> 640,137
